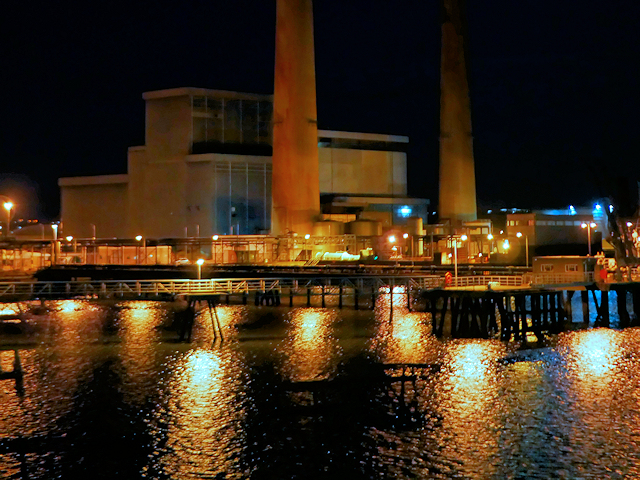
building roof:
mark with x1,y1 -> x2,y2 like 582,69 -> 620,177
142,87 -> 272,102
58,174 -> 129,187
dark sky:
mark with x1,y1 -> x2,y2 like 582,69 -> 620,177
2,0 -> 640,220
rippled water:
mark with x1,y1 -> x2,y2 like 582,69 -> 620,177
2,294 -> 640,479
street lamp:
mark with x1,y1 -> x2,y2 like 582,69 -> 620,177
581,222 -> 597,256
516,232 -> 529,267
3,201 -> 13,236
196,258 -> 204,280
452,235 -> 467,286
51,224 -> 58,265
135,235 -> 146,264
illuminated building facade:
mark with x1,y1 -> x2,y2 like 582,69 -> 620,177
60,87 -> 424,239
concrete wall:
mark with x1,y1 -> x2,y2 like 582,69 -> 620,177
145,95 -> 192,160
60,180 -> 128,238
319,148 -> 407,195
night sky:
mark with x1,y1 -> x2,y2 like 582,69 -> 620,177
2,0 -> 639,220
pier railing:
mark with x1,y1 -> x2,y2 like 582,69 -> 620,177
524,272 -> 595,286
451,275 -> 524,288
0,271 -> 611,302
0,276 -> 444,301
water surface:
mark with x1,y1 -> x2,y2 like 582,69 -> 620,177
1,295 -> 640,479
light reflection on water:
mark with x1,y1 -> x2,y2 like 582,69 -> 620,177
5,300 -> 640,478
146,347 -> 248,479
280,308 -> 340,381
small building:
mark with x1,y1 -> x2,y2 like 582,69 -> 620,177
532,256 -> 596,274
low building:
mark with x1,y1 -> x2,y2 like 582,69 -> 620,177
59,87 -> 427,240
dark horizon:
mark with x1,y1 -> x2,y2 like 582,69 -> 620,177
2,0 -> 639,220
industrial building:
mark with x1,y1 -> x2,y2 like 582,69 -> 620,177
59,87 -> 428,240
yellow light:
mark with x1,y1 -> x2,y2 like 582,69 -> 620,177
590,222 -> 596,228
461,234 -> 468,241
135,235 -> 143,241
196,258 -> 205,266
65,236 -> 73,242
402,233 -> 409,239
212,235 -> 219,241
487,234 -> 493,240
304,234 -> 310,240
388,235 -> 396,243
516,232 -> 522,238
503,240 -> 510,250
3,202 -> 13,211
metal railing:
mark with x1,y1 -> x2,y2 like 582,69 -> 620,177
524,272 -> 595,286
450,275 -> 524,288
0,276 -> 444,301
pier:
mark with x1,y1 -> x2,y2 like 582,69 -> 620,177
2,270 -> 640,341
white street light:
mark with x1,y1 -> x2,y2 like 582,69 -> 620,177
196,258 -> 205,280
3,201 -> 13,236
516,232 -> 529,267
452,235 -> 467,286
581,222 -> 597,256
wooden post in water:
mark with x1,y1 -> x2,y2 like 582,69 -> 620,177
632,286 -> 640,326
601,290 -> 609,327
321,285 -> 326,308
339,285 -> 343,309
307,288 -> 312,307
564,291 -> 574,323
617,288 -> 630,328
354,288 -> 359,310
371,285 -> 376,310
581,290 -> 590,325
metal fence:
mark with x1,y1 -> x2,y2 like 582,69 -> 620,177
0,276 -> 444,301
523,272 -> 595,286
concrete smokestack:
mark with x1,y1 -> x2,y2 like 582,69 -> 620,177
271,0 -> 320,236
438,0 -> 477,223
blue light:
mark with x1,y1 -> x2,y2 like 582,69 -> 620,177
609,204 -> 614,213
569,205 -> 576,215
594,204 -> 602,212
399,206 -> 412,218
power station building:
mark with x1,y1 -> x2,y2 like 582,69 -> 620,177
59,87 -> 428,240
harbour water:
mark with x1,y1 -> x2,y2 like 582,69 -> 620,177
2,292 -> 640,479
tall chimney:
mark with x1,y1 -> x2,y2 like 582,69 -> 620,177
438,0 -> 477,223
271,0 -> 320,236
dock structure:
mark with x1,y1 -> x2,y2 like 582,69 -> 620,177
2,271 -> 640,340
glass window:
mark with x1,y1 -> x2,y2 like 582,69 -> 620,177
565,264 -> 579,272
192,96 -> 206,112
541,264 -> 553,272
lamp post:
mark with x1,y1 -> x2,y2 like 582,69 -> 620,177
212,235 -> 219,264
196,258 -> 204,280
516,232 -> 529,267
304,233 -> 310,261
452,234 -> 467,286
135,235 -> 146,264
3,201 -> 13,237
581,222 -> 597,256
51,224 -> 58,265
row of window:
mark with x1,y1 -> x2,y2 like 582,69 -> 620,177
507,220 -> 590,227
540,264 -> 579,272
192,96 -> 272,145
